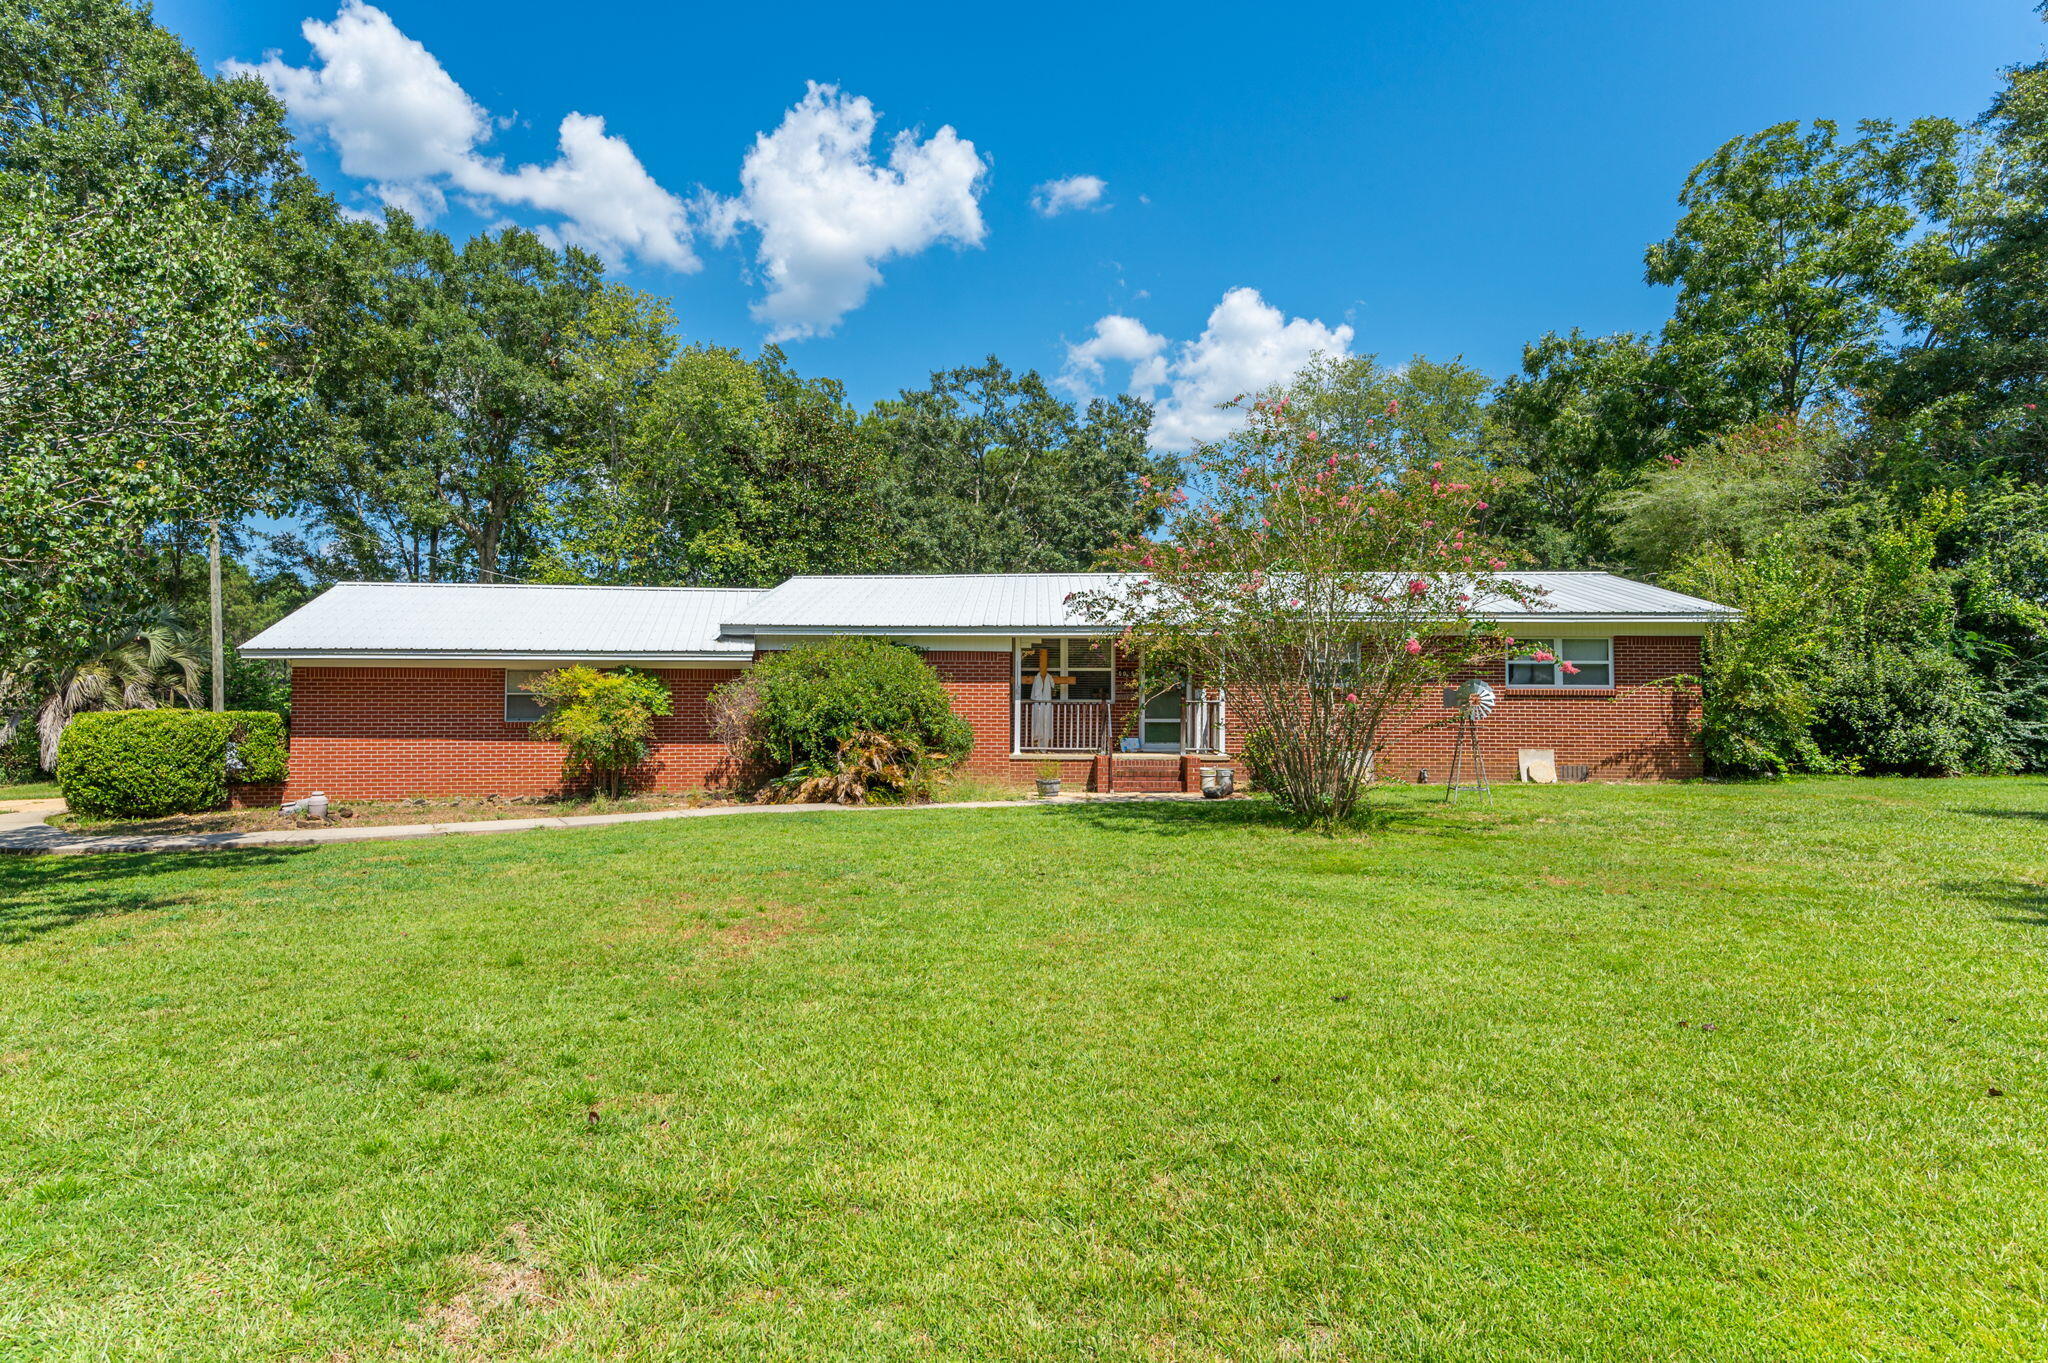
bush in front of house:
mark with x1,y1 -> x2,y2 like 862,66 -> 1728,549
58,709 -> 236,817
527,666 -> 674,798
713,638 -> 972,802
223,710 -> 289,785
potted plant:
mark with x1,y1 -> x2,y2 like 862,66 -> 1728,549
1034,760 -> 1063,798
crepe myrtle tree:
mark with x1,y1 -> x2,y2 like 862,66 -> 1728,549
1073,396 -> 1537,829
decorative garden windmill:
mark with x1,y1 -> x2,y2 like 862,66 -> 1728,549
1442,679 -> 1495,801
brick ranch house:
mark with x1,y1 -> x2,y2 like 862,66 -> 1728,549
241,571 -> 1737,799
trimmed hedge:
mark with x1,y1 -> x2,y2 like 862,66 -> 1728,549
57,709 -> 289,817
224,710 -> 288,785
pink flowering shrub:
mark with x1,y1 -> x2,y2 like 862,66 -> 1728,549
1073,394 -> 1536,828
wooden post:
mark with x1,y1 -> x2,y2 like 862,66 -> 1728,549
1101,697 -> 1114,793
208,519 -> 225,713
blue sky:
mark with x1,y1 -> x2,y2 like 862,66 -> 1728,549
165,0 -> 2044,445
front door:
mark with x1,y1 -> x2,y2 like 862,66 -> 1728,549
1140,684 -> 1183,751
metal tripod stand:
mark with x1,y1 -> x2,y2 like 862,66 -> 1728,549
1444,710 -> 1489,801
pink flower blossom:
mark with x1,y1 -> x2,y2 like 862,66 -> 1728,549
1560,662 -> 1581,675
1141,553 -> 1156,568
1345,692 -> 1359,704
1531,649 -> 1555,662
1406,578 -> 1428,596
1403,638 -> 1422,656
1488,558 -> 1506,570
1473,501 -> 1489,510
1305,431 -> 1320,442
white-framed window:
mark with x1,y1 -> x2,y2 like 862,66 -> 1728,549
505,668 -> 548,722
1506,637 -> 1612,688
1316,640 -> 1363,689
1014,637 -> 1114,701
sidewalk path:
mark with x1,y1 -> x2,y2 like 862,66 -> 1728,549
0,793 -> 1203,856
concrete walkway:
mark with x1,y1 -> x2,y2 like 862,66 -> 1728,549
0,792 -> 1202,857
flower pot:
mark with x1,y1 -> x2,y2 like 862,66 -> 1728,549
1036,778 -> 1062,798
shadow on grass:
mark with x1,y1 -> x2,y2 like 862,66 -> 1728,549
1059,795 -> 1439,840
1956,807 -> 2048,824
0,847 -> 311,945
1942,876 -> 2048,928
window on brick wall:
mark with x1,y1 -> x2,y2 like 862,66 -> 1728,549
1014,638 -> 1114,701
505,669 -> 547,721
1506,637 -> 1612,688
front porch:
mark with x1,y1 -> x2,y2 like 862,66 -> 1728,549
1010,696 -> 1229,759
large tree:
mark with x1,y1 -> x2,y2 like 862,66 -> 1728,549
0,179 -> 304,678
280,214 -> 604,583
537,287 -> 885,586
1645,118 -> 1961,427
1879,26 -> 2048,485
873,359 -> 1171,573
1485,330 -> 1680,567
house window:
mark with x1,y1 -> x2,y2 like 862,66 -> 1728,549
1506,638 -> 1612,688
1015,638 -> 1114,701
505,669 -> 547,722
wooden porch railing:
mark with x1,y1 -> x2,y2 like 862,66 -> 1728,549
1014,697 -> 1114,754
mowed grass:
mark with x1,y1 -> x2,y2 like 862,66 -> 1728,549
1,780 -> 2045,1360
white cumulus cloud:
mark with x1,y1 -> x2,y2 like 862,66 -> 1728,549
1031,174 -> 1107,216
1060,314 -> 1167,397
704,82 -> 988,341
228,1 -> 695,270
1063,287 -> 1353,449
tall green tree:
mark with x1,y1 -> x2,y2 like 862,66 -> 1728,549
536,286 -> 883,586
1879,20 -> 2048,485
873,359 -> 1169,573
280,214 -> 604,582
1266,351 -> 1491,466
1645,118 -> 1961,427
0,179 -> 304,678
1486,331 -> 1678,566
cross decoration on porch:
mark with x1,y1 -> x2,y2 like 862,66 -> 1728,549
1027,649 -> 1075,750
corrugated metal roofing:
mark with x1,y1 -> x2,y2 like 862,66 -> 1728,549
243,572 -> 1735,659
721,571 -> 1737,635
240,582 -> 766,659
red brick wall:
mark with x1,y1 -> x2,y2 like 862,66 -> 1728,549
282,637 -> 1702,799
924,635 -> 1702,787
1370,634 -> 1703,781
282,665 -> 742,799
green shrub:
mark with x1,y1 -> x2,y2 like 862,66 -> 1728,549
1813,650 -> 2016,775
223,710 -> 288,785
714,638 -> 971,800
58,709 -> 234,816
1,722 -> 43,785
528,666 -> 673,798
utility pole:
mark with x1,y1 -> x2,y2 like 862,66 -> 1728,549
209,519 -> 225,712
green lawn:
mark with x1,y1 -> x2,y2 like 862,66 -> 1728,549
0,781 -> 59,805
1,780 -> 2044,1360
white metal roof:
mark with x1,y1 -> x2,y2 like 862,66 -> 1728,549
720,571 -> 1736,636
241,582 -> 766,661
244,572 -> 1734,660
